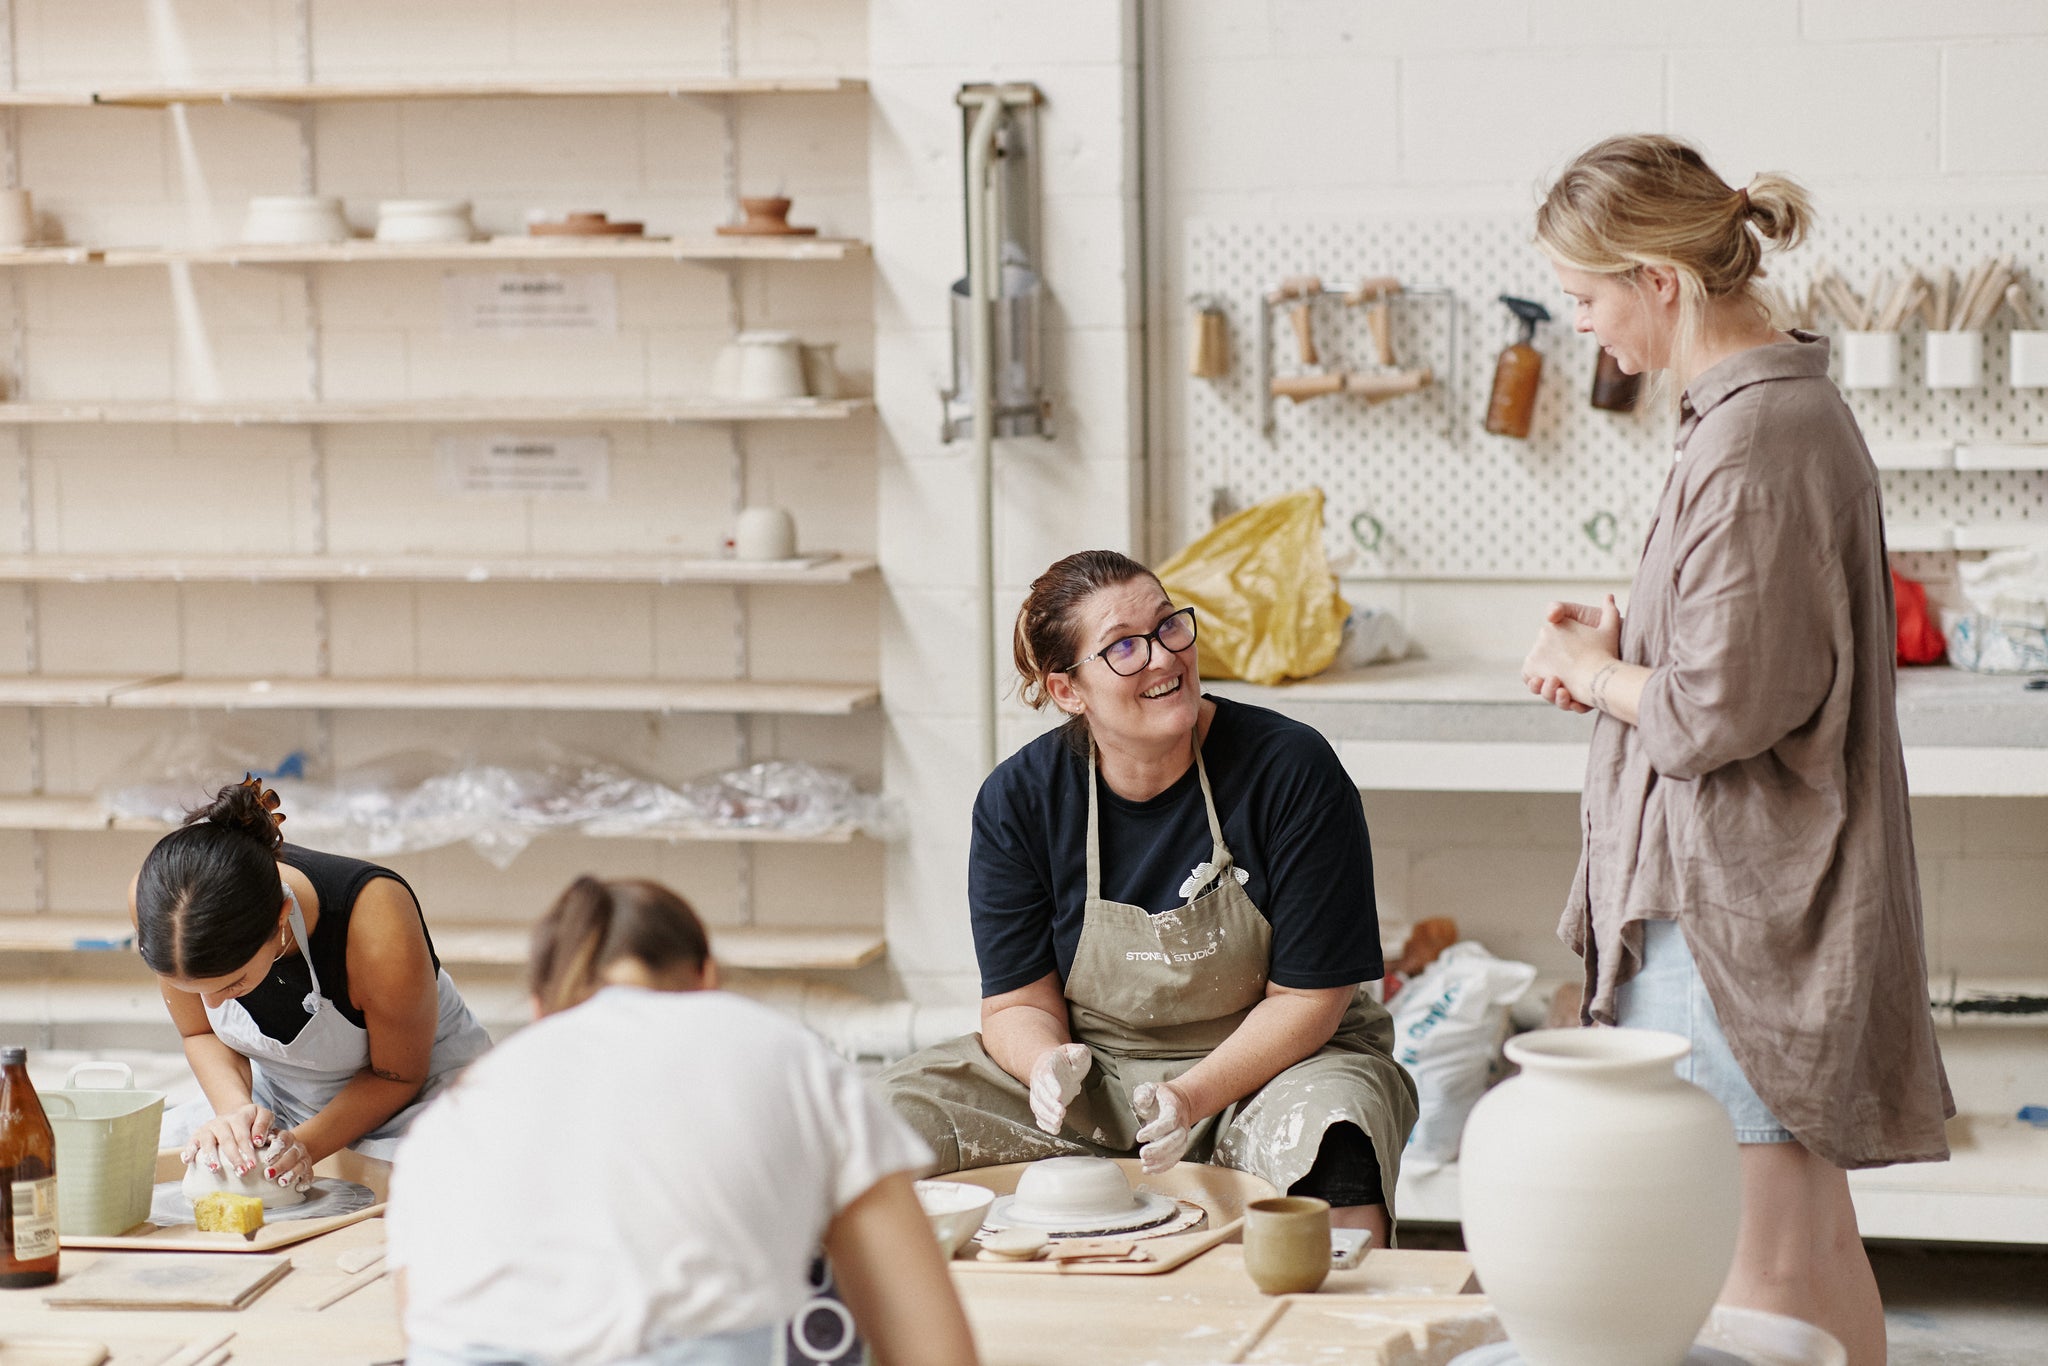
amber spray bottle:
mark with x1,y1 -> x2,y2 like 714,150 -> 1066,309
1483,296 -> 1551,438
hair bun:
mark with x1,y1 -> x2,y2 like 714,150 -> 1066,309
190,774 -> 287,851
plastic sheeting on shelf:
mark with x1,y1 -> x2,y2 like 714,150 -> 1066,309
100,739 -> 892,869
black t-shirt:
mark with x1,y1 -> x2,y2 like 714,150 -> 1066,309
969,695 -> 1382,998
238,845 -> 440,1045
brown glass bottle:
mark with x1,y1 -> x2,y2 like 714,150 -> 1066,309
1590,348 -> 1642,411
1484,297 -> 1551,439
1,1045 -> 59,1287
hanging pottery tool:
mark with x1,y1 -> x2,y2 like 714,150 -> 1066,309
1187,295 -> 1230,379
1276,274 -> 1322,366
1345,275 -> 1404,366
1484,296 -> 1550,438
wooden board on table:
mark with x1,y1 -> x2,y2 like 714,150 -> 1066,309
942,1158 -> 1277,1276
0,1340 -> 111,1366
1246,1295 -> 1504,1364
42,1253 -> 291,1310
59,1151 -> 388,1254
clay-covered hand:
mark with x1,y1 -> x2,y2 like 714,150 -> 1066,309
182,1102 -> 277,1178
1132,1080 -> 1194,1174
1028,1042 -> 1093,1135
261,1128 -> 312,1191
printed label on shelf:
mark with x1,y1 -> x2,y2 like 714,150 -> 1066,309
444,271 -> 618,335
435,434 -> 611,498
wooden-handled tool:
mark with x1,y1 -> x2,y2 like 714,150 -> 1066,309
1344,276 -> 1403,365
1275,274 -> 1323,366
2007,281 -> 2038,331
1344,367 -> 1433,401
1270,371 -> 1345,401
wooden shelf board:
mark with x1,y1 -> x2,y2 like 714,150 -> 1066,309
71,676 -> 878,715
0,553 -> 877,586
84,77 -> 865,106
0,795 -> 858,843
0,245 -> 96,266
0,397 -> 870,425
0,915 -> 134,952
0,675 -> 176,707
98,236 -> 867,266
430,922 -> 884,971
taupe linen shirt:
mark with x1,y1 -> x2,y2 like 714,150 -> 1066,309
1561,332 -> 1953,1169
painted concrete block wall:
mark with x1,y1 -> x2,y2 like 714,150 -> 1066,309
0,1 -> 886,1043
871,2 -> 1144,1001
1147,3 -> 2048,996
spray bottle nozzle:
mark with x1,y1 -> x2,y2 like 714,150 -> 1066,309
1499,295 -> 1551,344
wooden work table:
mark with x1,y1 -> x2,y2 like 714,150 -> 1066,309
0,1228 -> 1489,1365
0,1216 -> 402,1364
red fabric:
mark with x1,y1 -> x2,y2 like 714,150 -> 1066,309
1892,568 -> 1946,666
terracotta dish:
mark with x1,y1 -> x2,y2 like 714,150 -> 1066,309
716,195 -> 818,237
530,211 -> 645,237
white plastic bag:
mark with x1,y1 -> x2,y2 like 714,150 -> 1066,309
1389,941 -> 1537,1173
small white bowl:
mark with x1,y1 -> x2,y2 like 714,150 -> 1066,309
914,1179 -> 994,1258
375,198 -> 475,244
242,195 -> 350,245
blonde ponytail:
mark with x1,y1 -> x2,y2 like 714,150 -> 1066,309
1536,135 -> 1814,386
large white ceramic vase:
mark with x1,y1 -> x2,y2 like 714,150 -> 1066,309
1459,1027 -> 1741,1366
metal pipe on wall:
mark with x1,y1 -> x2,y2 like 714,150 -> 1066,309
963,92 -> 1004,773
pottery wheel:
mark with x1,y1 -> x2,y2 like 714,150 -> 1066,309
1451,1344 -> 1747,1366
981,1189 -> 1195,1239
149,1178 -> 375,1228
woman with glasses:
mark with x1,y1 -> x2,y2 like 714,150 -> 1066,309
879,550 -> 1415,1246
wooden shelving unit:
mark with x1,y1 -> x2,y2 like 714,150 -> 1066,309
0,794 -> 856,844
0,553 -> 876,586
0,77 -> 866,108
0,914 -> 884,972
0,675 -> 877,715
93,238 -> 867,267
0,397 -> 869,426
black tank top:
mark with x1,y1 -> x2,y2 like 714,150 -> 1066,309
238,845 -> 442,1045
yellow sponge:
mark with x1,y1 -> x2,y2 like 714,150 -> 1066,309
193,1191 -> 265,1235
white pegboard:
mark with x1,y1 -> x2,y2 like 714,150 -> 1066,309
1187,207 -> 2048,580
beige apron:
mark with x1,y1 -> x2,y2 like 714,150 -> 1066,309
878,738 -> 1416,1207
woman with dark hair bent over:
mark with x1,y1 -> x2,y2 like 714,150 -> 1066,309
131,775 -> 491,1193
878,551 -> 1416,1245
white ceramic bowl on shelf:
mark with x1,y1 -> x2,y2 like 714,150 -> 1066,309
242,195 -> 351,245
374,199 -> 476,243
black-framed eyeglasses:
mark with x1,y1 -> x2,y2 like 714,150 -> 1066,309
1068,606 -> 1197,677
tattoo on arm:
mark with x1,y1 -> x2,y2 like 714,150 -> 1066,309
1588,663 -> 1620,712
369,1066 -> 419,1085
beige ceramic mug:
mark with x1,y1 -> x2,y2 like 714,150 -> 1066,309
0,189 -> 34,248
1243,1195 -> 1330,1295
734,506 -> 797,561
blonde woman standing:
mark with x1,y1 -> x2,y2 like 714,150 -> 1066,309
1520,135 -> 1950,1365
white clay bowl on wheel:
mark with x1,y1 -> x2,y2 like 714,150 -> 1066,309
985,1156 -> 1181,1235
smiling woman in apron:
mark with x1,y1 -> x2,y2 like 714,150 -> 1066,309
879,551 -> 1417,1245
132,776 -> 492,1191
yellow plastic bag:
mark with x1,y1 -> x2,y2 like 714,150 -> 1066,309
1156,488 -> 1349,686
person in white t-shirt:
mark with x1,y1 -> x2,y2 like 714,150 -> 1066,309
387,876 -> 978,1366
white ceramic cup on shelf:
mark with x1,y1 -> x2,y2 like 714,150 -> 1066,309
242,195 -> 350,245
2011,331 -> 2048,389
1924,330 -> 1984,389
733,506 -> 798,561
1838,330 -> 1900,390
0,189 -> 35,248
374,198 -> 475,243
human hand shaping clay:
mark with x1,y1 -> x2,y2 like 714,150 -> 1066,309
182,1102 -> 277,1178
1028,1043 -> 1092,1135
1132,1080 -> 1194,1174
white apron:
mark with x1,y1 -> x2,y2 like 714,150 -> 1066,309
164,885 -> 492,1160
